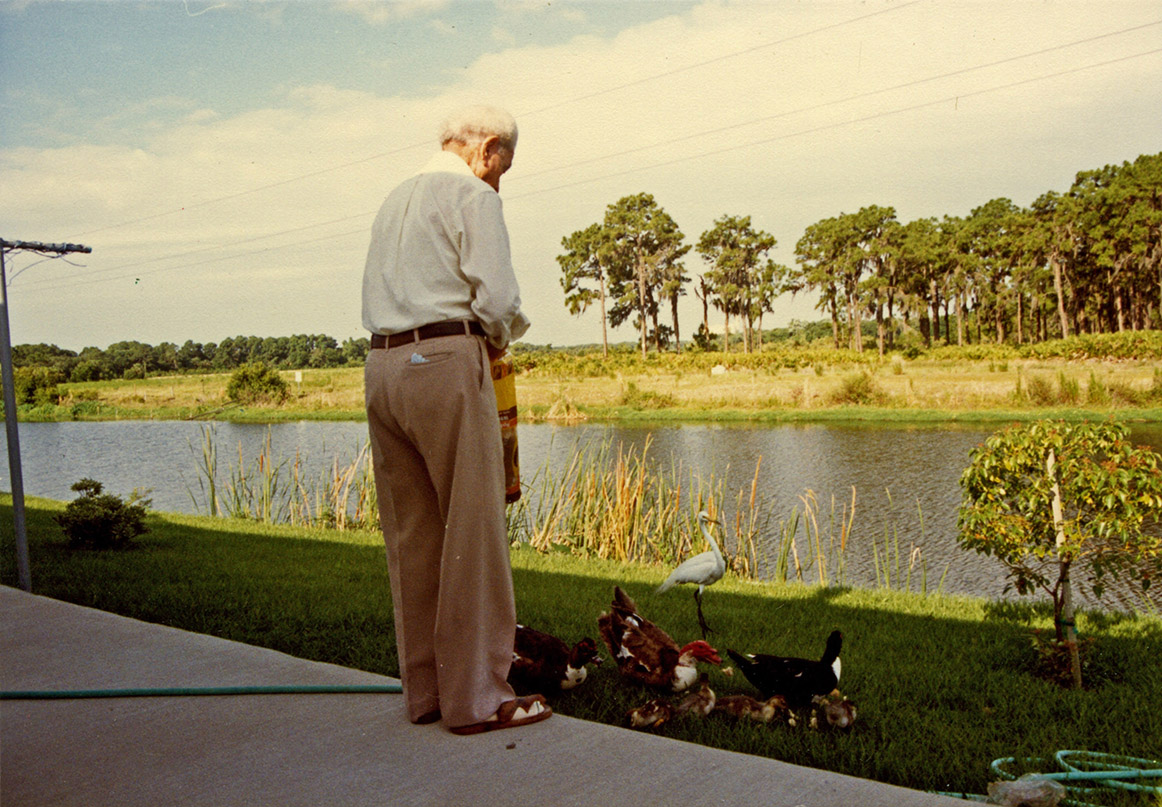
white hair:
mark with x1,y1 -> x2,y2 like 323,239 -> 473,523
438,105 -> 518,151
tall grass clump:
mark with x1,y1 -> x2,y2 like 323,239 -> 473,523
184,428 -> 949,597
219,430 -> 288,523
288,443 -> 379,532
619,381 -> 676,410
187,425 -> 377,529
1022,374 -> 1057,406
829,371 -> 885,405
1057,371 -> 1080,405
507,434 -> 764,573
760,488 -> 854,586
871,490 -> 949,595
1086,370 -> 1111,406
188,425 -> 221,517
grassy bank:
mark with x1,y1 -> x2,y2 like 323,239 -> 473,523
17,351 -> 1162,424
3,495 -> 1160,802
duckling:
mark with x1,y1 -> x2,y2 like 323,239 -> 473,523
627,698 -> 675,729
598,586 -> 721,692
674,674 -> 716,717
715,694 -> 776,722
809,692 -> 857,730
767,694 -> 798,726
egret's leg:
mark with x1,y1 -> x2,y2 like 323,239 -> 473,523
694,588 -> 712,638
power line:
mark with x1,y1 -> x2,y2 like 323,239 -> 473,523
45,19 -> 1160,282
517,19 -> 1162,184
506,47 -> 1162,202
67,147 -> 421,239
517,0 -> 925,118
34,211 -> 372,286
27,227 -> 369,291
20,45 -> 1162,293
64,1 -> 925,241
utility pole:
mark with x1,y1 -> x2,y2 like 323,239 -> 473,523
1,238 -> 92,592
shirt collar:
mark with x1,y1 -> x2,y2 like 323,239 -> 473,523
416,149 -> 478,180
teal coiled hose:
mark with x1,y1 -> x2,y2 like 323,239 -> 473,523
991,751 -> 1162,806
933,751 -> 1161,805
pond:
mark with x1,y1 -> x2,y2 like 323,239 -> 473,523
4,419 -> 1160,611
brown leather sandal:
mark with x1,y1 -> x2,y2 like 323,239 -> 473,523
449,695 -> 552,735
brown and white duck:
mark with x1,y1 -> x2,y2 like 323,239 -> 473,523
510,624 -> 602,694
598,585 -> 721,692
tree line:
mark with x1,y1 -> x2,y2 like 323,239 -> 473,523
12,151 -> 1160,381
12,334 -> 370,383
559,152 -> 1161,357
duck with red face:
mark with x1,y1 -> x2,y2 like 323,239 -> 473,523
598,586 -> 721,692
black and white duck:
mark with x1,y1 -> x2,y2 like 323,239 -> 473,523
726,630 -> 842,708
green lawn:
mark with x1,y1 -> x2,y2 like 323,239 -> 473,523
3,495 -> 1160,803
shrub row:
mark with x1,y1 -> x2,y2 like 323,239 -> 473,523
513,331 -> 1162,380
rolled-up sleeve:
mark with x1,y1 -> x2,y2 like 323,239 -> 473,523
460,192 -> 531,349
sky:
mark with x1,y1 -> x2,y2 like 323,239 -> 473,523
1,0 -> 1160,353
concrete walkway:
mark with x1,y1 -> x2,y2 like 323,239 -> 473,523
1,586 -> 967,806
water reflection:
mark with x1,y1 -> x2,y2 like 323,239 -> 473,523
4,420 -> 1159,610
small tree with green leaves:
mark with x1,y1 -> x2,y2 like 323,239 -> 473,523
8,366 -> 64,406
55,478 -> 151,550
958,420 -> 1162,688
226,362 -> 288,405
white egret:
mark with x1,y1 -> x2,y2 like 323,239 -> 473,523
657,510 -> 724,638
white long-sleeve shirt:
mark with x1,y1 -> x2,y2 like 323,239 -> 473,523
361,150 -> 530,350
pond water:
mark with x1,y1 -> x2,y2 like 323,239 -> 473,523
4,419 -> 1160,611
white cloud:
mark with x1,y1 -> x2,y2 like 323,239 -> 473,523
337,0 -> 452,25
2,0 -> 1160,350
492,24 -> 519,46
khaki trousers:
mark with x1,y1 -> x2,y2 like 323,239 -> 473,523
364,333 -> 517,728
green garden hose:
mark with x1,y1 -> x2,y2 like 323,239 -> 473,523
933,751 -> 1161,805
0,684 -> 402,700
987,752 -> 1160,807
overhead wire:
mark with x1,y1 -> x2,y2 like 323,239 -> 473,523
507,46 -> 1162,201
20,45 -> 1162,293
17,22 -> 1162,292
35,227 -> 369,291
66,147 -> 422,240
515,19 -> 1162,184
30,211 -> 373,286
65,0 -> 925,241
20,44 -> 1162,295
515,0 -> 925,118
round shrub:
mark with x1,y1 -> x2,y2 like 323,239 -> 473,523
55,478 -> 150,550
829,371 -> 886,405
226,362 -> 289,404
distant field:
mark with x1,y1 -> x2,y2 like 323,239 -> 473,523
38,353 -> 1162,423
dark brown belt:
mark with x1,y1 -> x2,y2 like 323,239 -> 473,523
370,321 -> 486,349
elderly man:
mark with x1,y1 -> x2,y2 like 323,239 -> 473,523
362,105 -> 548,735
